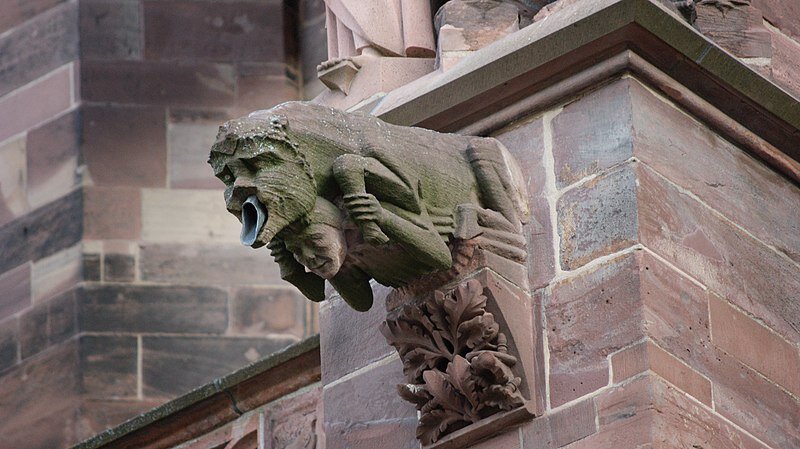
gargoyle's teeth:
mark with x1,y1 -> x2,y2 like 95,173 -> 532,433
240,195 -> 268,247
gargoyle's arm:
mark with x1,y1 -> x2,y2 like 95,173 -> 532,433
345,193 -> 452,271
267,240 -> 325,302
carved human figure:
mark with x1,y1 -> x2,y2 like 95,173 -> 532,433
208,102 -> 528,311
323,0 -> 436,62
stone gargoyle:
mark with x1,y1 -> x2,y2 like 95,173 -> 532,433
208,102 -> 529,311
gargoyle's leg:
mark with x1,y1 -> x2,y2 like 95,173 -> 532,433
332,154 -> 419,244
467,138 -> 521,230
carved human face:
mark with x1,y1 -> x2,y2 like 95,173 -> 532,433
283,222 -> 347,279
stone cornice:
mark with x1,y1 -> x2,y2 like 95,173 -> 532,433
369,0 -> 800,183
70,335 -> 321,449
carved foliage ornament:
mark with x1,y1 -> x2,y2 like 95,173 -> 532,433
381,279 -> 524,445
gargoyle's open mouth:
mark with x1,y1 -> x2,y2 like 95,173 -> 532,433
240,195 -> 268,247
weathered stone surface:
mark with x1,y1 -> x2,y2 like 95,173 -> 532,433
557,165 -> 638,270
81,61 -> 236,107
551,80 -> 633,188
25,110 -> 81,209
103,253 -> 136,283
709,294 -> 800,397
695,1 -> 772,58
79,0 -> 142,60
82,252 -> 101,282
31,244 -> 82,302
0,318 -> 18,372
520,398 -> 597,448
611,340 -> 712,406
82,105 -> 166,187
753,0 -> 800,39
231,287 -> 306,337
76,399 -> 165,443
0,0 -> 66,34
0,188 -> 82,274
140,189 -> 240,243
139,242 -> 281,285
0,136 -> 28,226
79,285 -> 228,334
495,116 -> 556,288
266,387 -> 320,449
0,1 -> 78,97
48,289 -> 77,345
79,335 -> 138,398
0,263 -> 30,320
143,0 -> 285,62
469,427 -> 521,449
628,79 -> 800,264
320,285 -> 395,384
546,252 -> 643,407
638,164 -> 800,342
231,69 -> 299,118
0,64 -> 72,145
142,336 -> 295,398
323,357 -> 418,449
167,118 -> 226,189
769,26 -> 800,101
0,341 -> 80,449
83,187 -> 142,240
19,304 -> 47,359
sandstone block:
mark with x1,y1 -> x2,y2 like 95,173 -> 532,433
557,165 -> 638,271
495,117 -> 556,288
81,60 -> 236,107
709,294 -> 800,396
82,252 -> 102,282
79,284 -> 228,334
546,252 -> 643,407
695,1 -> 772,58
141,189 -> 240,243
469,428 -> 520,449
19,304 -> 47,359
231,70 -> 299,118
31,244 -> 82,302
80,335 -> 138,399
265,387 -> 320,449
638,164 -> 800,342
0,318 -> 18,372
142,336 -> 296,398
76,399 -> 165,443
25,110 -> 81,210
0,2 -> 78,97
139,242 -> 282,285
231,287 -> 305,337
0,0 -> 66,34
550,80 -> 633,188
769,27 -> 800,101
0,263 -> 30,320
79,0 -> 142,60
320,284 -> 395,384
103,253 -> 136,283
83,187 -> 142,240
143,0 -> 285,62
0,189 -> 82,275
520,398 -> 597,448
753,0 -> 800,39
0,136 -> 28,227
167,119 -> 225,189
0,63 -> 73,143
82,105 -> 166,187
628,79 -> 800,264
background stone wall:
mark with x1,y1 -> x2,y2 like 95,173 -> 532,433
0,1 -> 327,447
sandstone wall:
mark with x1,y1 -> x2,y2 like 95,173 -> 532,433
0,1 -> 328,447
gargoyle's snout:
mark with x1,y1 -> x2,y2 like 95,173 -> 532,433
240,195 -> 268,248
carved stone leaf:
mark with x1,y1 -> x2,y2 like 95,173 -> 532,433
471,352 -> 524,410
398,383 -> 433,408
404,347 -> 445,380
446,355 -> 479,411
443,280 -> 488,330
457,313 -> 499,349
418,408 -> 466,446
423,369 -> 466,414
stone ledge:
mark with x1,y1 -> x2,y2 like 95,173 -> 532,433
69,334 -> 320,449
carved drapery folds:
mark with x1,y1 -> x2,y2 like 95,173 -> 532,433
382,279 -> 525,445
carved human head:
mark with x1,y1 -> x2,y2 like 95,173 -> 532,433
281,197 -> 347,279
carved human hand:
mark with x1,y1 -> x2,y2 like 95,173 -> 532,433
267,239 -> 325,302
343,193 -> 390,244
